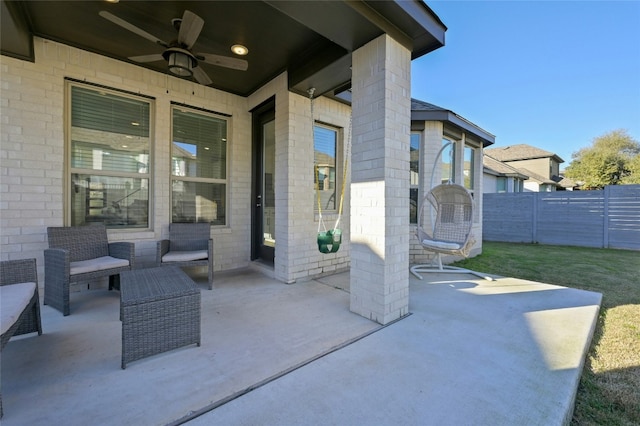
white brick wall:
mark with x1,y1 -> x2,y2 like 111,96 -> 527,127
248,76 -> 352,283
350,35 -> 411,325
1,38 -> 252,282
2,39 -> 355,287
1,36 -> 483,296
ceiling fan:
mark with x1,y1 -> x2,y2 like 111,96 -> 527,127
99,10 -> 248,86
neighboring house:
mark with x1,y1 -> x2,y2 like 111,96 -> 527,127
485,144 -> 565,192
1,1 -> 452,325
555,171 -> 578,191
409,100 -> 495,263
483,154 -> 529,193
518,168 -> 559,192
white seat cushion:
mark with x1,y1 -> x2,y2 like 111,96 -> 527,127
1,282 -> 36,336
162,250 -> 208,263
70,256 -> 130,275
421,239 -> 462,251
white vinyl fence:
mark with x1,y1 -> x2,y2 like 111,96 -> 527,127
483,185 -> 640,250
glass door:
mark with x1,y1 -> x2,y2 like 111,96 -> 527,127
251,101 -> 275,263
261,119 -> 276,254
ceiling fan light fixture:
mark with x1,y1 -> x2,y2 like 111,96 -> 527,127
231,44 -> 249,56
167,51 -> 193,77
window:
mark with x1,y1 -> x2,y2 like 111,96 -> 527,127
410,133 -> 420,224
171,106 -> 227,225
314,125 -> 338,211
497,177 -> 507,193
68,83 -> 151,228
441,138 -> 455,183
464,145 -> 475,191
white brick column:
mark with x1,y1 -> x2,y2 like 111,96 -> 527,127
350,35 -> 412,325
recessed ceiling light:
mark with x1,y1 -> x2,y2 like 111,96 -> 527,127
105,0 -> 119,3
231,44 -> 248,56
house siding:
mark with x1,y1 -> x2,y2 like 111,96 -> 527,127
505,158 -> 549,178
483,173 -> 499,193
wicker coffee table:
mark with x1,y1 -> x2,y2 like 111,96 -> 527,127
120,266 -> 201,369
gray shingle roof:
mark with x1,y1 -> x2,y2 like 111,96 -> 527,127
411,99 -> 447,112
483,155 -> 529,179
485,144 -> 564,163
410,98 -> 495,147
557,176 -> 577,189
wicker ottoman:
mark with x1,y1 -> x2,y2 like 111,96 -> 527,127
120,267 -> 201,369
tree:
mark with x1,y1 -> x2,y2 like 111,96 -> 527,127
565,129 -> 640,189
621,152 -> 640,185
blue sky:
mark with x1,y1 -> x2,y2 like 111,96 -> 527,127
411,1 -> 640,167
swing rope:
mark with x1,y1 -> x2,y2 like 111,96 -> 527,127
310,88 -> 350,253
333,113 -> 351,233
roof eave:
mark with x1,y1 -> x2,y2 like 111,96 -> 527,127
412,109 -> 495,147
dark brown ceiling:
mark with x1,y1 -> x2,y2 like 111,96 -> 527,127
1,0 -> 446,101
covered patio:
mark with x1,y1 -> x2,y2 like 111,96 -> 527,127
1,268 -> 601,425
2,0 -> 449,326
0,2 -> 602,423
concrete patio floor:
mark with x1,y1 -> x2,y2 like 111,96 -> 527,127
1,267 -> 601,425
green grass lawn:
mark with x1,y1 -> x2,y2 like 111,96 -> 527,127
453,242 -> 640,425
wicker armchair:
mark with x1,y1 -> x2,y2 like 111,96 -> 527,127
156,223 -> 213,290
1,258 -> 43,418
44,224 -> 135,316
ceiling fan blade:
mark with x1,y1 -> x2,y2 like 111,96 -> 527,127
129,54 -> 165,63
178,10 -> 204,49
99,11 -> 168,48
199,53 -> 248,71
192,66 -> 213,86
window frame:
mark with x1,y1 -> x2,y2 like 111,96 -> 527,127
170,103 -> 230,226
65,80 -> 153,229
410,132 -> 421,224
313,122 -> 343,213
441,137 -> 456,184
463,144 -> 476,193
496,177 -> 508,193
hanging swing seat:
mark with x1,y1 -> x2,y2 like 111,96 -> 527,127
410,182 -> 493,281
315,164 -> 345,254
310,87 -> 349,255
317,229 -> 342,253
